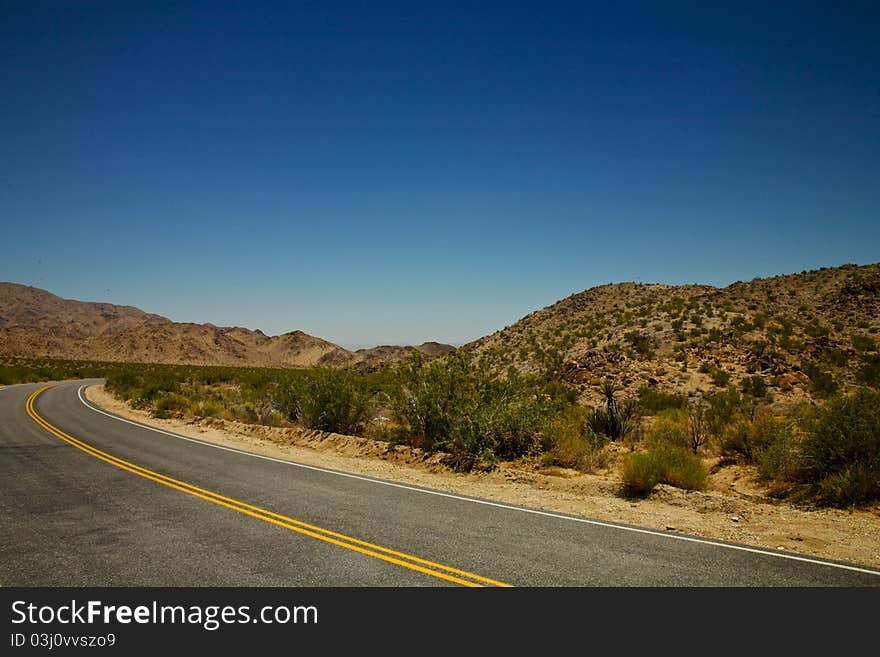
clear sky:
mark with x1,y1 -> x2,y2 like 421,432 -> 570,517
2,2 -> 878,348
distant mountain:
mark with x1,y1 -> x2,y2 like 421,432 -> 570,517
0,282 -> 171,338
463,263 -> 880,406
350,341 -> 457,372
0,283 -> 454,368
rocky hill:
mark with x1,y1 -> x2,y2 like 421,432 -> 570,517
0,283 -> 453,368
350,341 -> 457,372
464,263 -> 880,407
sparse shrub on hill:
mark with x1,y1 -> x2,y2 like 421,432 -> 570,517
804,322 -> 830,339
636,387 -> 687,415
820,347 -> 849,367
803,363 -> 838,398
740,375 -> 768,399
858,355 -> 880,388
704,387 -> 750,440
852,335 -> 876,353
623,330 -> 654,359
709,366 -> 731,387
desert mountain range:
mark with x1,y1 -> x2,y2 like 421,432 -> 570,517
464,262 -> 880,406
0,282 -> 454,369
2,262 -> 879,407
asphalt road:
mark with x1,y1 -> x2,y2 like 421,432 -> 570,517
2,380 -> 878,586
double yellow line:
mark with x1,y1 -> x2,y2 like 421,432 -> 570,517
26,386 -> 512,587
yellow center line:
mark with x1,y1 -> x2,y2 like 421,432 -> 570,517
26,386 -> 513,588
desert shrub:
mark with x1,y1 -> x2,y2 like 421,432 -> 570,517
541,406 -> 608,472
621,445 -> 708,495
740,375 -> 768,399
152,392 -> 191,418
704,387 -> 748,438
387,353 -> 555,470
803,363 -> 838,398
698,361 -> 730,386
637,387 -> 687,415
192,398 -> 224,418
798,389 -> 880,506
620,452 -> 662,495
755,422 -> 801,484
721,413 -> 789,463
804,322 -> 830,339
858,355 -> 880,388
285,367 -> 372,435
710,367 -> 731,387
687,403 -> 709,454
624,331 -> 654,358
105,371 -> 141,399
645,409 -> 690,450
820,347 -> 849,367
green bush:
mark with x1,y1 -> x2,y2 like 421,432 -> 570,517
637,387 -> 687,415
704,387 -> 748,438
721,413 -> 790,463
803,363 -> 838,398
152,392 -> 191,418
799,389 -> 880,506
710,367 -> 731,387
741,375 -> 768,399
387,353 -> 555,471
541,406 -> 608,472
286,367 -> 372,435
645,409 -> 690,450
621,445 -> 708,495
624,331 -> 654,359
620,453 -> 663,495
192,399 -> 224,418
755,429 -> 800,485
857,355 -> 880,388
804,322 -> 830,339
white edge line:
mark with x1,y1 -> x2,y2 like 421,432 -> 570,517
74,383 -> 880,579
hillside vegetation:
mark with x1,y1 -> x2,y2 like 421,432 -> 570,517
465,263 -> 880,409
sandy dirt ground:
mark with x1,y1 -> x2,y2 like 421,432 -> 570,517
85,385 -> 880,571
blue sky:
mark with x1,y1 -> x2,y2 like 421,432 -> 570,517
2,2 -> 878,348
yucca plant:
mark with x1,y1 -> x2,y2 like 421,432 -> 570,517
588,380 -> 636,441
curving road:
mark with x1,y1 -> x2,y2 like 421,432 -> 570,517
2,380 -> 879,586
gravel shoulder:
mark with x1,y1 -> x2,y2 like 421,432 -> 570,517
85,385 -> 880,571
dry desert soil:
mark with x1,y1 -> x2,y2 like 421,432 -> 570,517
86,385 -> 880,572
